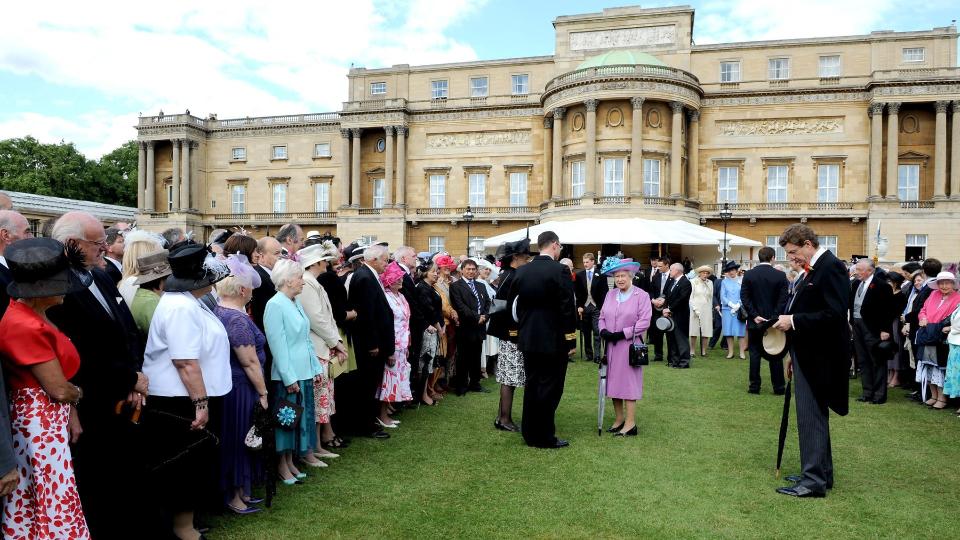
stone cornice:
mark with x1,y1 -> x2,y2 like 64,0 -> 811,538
206,125 -> 337,139
702,90 -> 869,107
545,80 -> 700,113
410,107 -> 542,123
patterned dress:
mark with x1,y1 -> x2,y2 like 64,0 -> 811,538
378,290 -> 412,402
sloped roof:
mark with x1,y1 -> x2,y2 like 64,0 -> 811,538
3,190 -> 136,222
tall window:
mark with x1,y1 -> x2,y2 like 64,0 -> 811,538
370,82 -> 386,95
372,179 -> 385,208
428,236 -> 445,253
603,158 -> 625,196
470,77 -> 488,97
314,143 -> 331,157
642,159 -> 661,197
905,234 -> 927,260
511,74 -> 529,95
902,48 -> 925,63
571,161 -> 585,198
231,185 -> 245,214
817,164 -> 840,202
231,147 -> 246,161
897,164 -> 920,201
509,172 -> 528,207
468,173 -> 486,207
272,184 -> 286,213
819,55 -> 841,77
720,61 -> 741,82
768,58 -> 790,80
272,145 -> 287,160
765,236 -> 787,261
314,183 -> 329,212
429,175 -> 446,208
431,80 -> 448,99
766,165 -> 788,202
718,166 -> 738,202
817,236 -> 838,255
166,184 -> 174,211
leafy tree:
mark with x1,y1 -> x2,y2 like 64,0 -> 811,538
96,140 -> 139,207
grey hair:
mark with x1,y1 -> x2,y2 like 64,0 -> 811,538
51,211 -> 97,243
0,192 -> 12,211
162,227 -> 185,247
257,236 -> 279,251
270,258 -> 303,289
276,223 -> 301,245
394,245 -> 415,259
216,274 -> 247,298
856,259 -> 875,269
670,262 -> 684,273
364,244 -> 387,261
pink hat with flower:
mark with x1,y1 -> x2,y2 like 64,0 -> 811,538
380,261 -> 406,288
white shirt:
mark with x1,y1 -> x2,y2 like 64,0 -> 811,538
0,256 -> 6,268
143,291 -> 232,397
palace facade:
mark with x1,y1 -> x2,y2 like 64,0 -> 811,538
135,5 -> 960,262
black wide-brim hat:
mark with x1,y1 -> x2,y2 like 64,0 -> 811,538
495,238 -> 531,263
164,242 -> 230,293
5,238 -> 93,299
722,260 -> 741,273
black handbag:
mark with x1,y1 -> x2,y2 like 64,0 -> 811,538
736,306 -> 749,322
628,336 -> 649,367
272,390 -> 303,431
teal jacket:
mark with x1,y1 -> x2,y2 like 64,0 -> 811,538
264,292 -> 321,386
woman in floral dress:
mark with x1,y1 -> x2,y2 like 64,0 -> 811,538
376,262 -> 412,427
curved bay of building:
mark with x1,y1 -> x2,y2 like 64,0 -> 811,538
135,5 -> 960,262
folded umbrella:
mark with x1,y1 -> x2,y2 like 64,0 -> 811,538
597,345 -> 608,436
775,362 -> 793,479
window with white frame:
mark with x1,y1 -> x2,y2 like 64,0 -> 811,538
898,164 -> 920,201
428,236 -> 445,253
166,184 -> 174,211
643,159 -> 661,197
314,183 -> 329,212
766,165 -> 788,203
603,158 -> 625,196
765,236 -> 787,261
720,61 -> 741,82
370,82 -> 386,95
511,74 -> 529,95
819,55 -> 841,77
372,178 -> 385,208
817,235 -> 838,255
768,58 -> 790,80
468,236 -> 485,258
429,174 -> 446,208
272,184 -> 287,213
817,164 -> 840,202
902,48 -> 925,63
231,184 -> 245,214
571,161 -> 585,198
431,80 -> 448,99
509,172 -> 528,207
231,147 -> 246,161
905,234 -> 927,260
468,173 -> 486,207
314,143 -> 331,157
361,235 -> 377,245
470,77 -> 488,97
272,145 -> 287,160
718,166 -> 739,202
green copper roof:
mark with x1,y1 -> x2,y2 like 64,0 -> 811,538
576,49 -> 667,69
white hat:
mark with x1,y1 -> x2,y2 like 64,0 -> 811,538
472,258 -> 500,281
305,230 -> 321,239
299,241 -> 339,268
935,271 -> 956,282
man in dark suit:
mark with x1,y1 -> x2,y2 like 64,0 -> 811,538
647,257 -> 671,362
0,210 -> 33,319
45,211 -> 153,536
347,244 -> 395,439
741,246 -> 790,394
574,252 -> 608,363
102,225 -> 125,284
0,212 -> 21,494
510,231 -> 577,449
659,263 -> 692,368
449,259 -> 491,395
850,258 -> 895,404
252,236 -> 282,332
773,224 -> 850,498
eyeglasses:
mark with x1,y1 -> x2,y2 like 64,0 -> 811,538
78,237 -> 108,249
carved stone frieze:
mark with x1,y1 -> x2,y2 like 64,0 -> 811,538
426,130 -> 531,149
702,91 -> 868,107
716,117 -> 844,136
339,110 -> 408,126
871,84 -> 960,97
569,25 -> 676,51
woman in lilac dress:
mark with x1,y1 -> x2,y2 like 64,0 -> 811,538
598,257 -> 651,437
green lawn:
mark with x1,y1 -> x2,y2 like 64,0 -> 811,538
211,346 -> 960,539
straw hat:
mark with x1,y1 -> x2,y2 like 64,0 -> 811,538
132,249 -> 172,286
695,265 -> 713,275
762,327 -> 788,358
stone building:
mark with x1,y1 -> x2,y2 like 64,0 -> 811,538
134,5 -> 960,263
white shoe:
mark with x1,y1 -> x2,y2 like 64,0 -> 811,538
376,418 -> 398,429
303,460 -> 327,468
314,451 -> 339,459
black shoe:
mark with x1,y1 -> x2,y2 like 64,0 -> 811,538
538,438 -> 569,449
776,486 -> 825,498
368,430 -> 390,439
773,389 -> 785,395
784,475 -> 802,483
677,364 -> 690,369
468,386 -> 490,393
870,398 -> 887,404
455,388 -> 468,396
494,420 -> 518,432
606,423 -> 623,433
613,426 -> 638,437
747,389 -> 760,395
653,357 -> 664,362
855,396 -> 870,402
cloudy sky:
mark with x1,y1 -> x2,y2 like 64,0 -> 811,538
0,0 -> 956,158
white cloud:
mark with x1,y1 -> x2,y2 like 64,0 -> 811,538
0,111 -> 138,159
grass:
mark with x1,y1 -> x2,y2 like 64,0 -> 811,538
210,344 -> 960,539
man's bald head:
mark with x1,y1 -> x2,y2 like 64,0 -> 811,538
257,236 -> 282,269
0,192 -> 12,211
0,210 -> 31,255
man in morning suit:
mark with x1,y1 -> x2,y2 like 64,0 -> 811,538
449,259 -> 491,395
0,210 -> 32,319
574,252 -> 609,363
647,257 -> 670,362
347,244 -> 395,439
850,258 -> 895,404
740,246 -> 789,394
510,231 -> 577,449
46,211 -> 153,536
772,223 -> 850,498
659,263 -> 692,368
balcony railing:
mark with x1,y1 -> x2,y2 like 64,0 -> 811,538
900,200 -> 935,209
138,112 -> 340,130
414,206 -> 539,217
208,212 -> 337,222
358,208 -> 382,215
700,202 -> 868,213
545,64 -> 700,93
642,197 -> 679,207
554,198 -> 582,208
872,67 -> 960,81
593,196 -> 631,205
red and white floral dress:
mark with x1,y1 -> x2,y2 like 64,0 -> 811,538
377,291 -> 412,402
0,301 -> 89,540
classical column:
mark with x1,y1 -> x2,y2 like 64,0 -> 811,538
951,101 -> 960,200
181,141 -> 191,211
868,102 -> 884,200
542,116 -> 553,200
584,99 -> 599,197
339,129 -> 351,208
687,110 -> 700,200
136,142 -> 146,210
145,141 -> 156,211
171,139 -> 181,211
384,126 -> 394,206
351,128 -> 362,207
629,97 -> 644,197
395,126 -> 407,208
885,102 -> 901,200
669,102 -> 684,198
933,101 -> 949,200
551,108 -> 565,199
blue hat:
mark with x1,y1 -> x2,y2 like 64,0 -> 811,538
600,256 -> 641,276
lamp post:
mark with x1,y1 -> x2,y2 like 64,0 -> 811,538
719,202 -> 733,268
463,205 -> 474,257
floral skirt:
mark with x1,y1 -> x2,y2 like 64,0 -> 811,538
378,350 -> 412,402
496,341 -> 526,388
313,359 -> 336,424
3,388 -> 89,540
944,344 -> 960,398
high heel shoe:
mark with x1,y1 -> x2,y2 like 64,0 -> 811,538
376,418 -> 398,429
280,477 -> 303,485
303,460 -> 327,468
614,426 -> 638,437
606,423 -> 624,433
295,472 -> 307,479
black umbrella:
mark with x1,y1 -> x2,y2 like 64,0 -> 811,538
775,366 -> 794,479
597,344 -> 608,436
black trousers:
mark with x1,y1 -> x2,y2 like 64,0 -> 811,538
666,319 -> 691,367
521,352 -> 568,447
648,313 -> 666,360
455,336 -> 483,391
747,328 -> 786,393
356,350 -> 387,433
331,369 -> 360,434
852,318 -> 885,402
709,310 -> 723,348
792,352 -> 834,493
580,304 -> 601,361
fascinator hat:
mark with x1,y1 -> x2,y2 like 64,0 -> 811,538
380,261 -> 406,288
164,242 -> 230,293
224,253 -> 261,289
600,256 -> 641,276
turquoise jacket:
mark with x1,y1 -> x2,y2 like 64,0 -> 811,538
264,292 -> 321,386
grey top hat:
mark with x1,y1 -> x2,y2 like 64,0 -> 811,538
133,249 -> 173,286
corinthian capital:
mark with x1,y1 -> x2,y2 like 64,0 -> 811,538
340,128 -> 351,138
630,96 -> 645,110
384,125 -> 395,137
553,107 -> 566,120
543,116 -> 554,129
935,100 -> 950,114
584,99 -> 599,113
670,101 -> 684,114
350,128 -> 363,137
886,102 -> 901,115
869,102 -> 885,116
395,126 -> 408,137
688,110 -> 700,122
953,100 -> 960,114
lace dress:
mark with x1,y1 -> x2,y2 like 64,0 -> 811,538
378,291 -> 412,402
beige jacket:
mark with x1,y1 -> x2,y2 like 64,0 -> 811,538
299,270 -> 341,361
